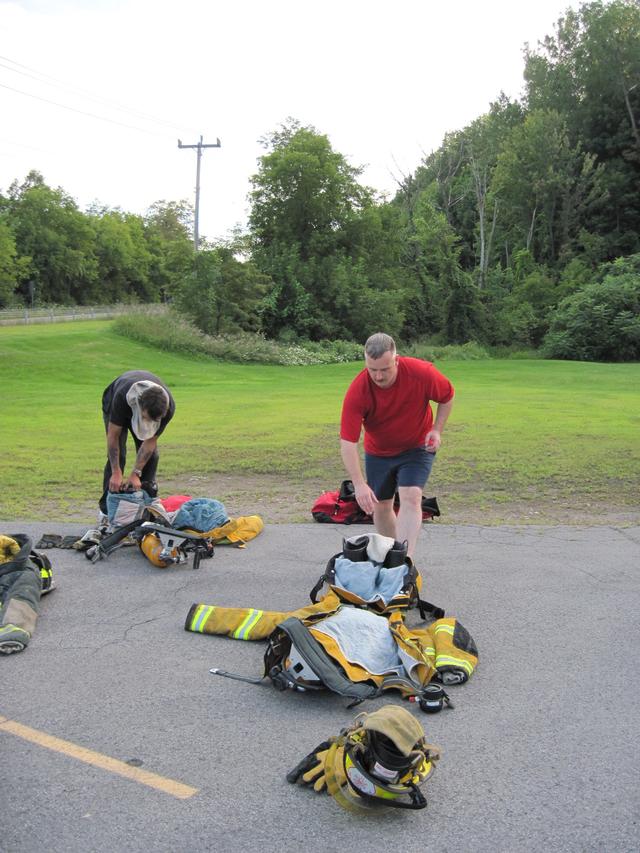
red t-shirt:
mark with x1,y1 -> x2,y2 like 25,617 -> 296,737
340,357 -> 454,456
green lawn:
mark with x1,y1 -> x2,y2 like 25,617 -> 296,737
1,321 -> 638,524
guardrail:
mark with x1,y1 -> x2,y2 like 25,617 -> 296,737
0,304 -> 167,326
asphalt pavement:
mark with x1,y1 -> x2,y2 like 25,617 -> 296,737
1,519 -> 638,853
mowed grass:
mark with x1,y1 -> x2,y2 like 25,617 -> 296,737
0,321 -> 638,524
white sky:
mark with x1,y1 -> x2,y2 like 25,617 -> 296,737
0,0 -> 581,243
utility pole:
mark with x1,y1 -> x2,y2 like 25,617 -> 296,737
178,135 -> 221,250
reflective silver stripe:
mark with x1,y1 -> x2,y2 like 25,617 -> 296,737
435,654 -> 474,675
233,609 -> 263,640
192,605 -> 214,632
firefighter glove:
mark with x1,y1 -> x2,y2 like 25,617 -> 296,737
287,739 -> 346,792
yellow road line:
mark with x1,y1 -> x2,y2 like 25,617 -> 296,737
0,716 -> 198,800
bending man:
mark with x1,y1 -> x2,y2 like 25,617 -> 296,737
340,333 -> 454,558
99,370 -> 175,518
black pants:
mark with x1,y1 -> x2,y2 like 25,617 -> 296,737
100,413 -> 159,514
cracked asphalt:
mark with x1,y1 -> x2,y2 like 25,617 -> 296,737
1,520 -> 639,853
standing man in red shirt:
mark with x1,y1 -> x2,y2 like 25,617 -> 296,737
340,332 -> 454,558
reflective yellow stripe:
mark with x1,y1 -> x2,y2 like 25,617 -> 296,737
434,623 -> 454,636
233,609 -> 263,640
191,605 -> 214,632
435,655 -> 474,675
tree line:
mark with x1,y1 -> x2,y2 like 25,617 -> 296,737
1,0 -> 639,361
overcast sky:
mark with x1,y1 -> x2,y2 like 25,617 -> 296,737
1,0 -> 582,242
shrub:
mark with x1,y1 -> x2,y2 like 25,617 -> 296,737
112,308 -> 362,365
542,273 -> 640,362
402,340 -> 490,361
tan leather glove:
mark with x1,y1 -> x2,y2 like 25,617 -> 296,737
286,739 -> 347,793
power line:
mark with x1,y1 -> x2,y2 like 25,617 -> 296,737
0,54 -> 201,137
0,135 -> 49,155
0,80 -> 175,138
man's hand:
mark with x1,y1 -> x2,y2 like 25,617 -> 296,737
125,472 -> 142,491
354,482 -> 378,515
108,470 -> 124,492
340,439 -> 378,514
425,430 -> 441,453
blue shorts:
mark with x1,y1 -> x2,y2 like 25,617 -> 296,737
365,447 -> 435,501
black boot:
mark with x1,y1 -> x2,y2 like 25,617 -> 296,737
342,535 -> 370,562
383,540 -> 408,568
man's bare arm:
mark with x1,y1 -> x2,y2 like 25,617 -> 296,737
126,437 -> 158,489
425,398 -> 454,452
106,423 -> 124,492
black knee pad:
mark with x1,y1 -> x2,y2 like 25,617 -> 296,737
141,480 -> 158,498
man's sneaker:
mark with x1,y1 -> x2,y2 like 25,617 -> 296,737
0,624 -> 30,654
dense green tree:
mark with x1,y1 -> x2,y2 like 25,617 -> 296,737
401,96 -> 524,280
250,119 -> 372,260
492,109 -> 606,265
464,97 -> 525,285
144,200 -> 195,302
174,250 -> 222,334
175,247 -> 272,335
91,211 -> 157,303
443,263 -> 486,344
0,217 -> 27,307
524,0 -> 640,255
543,255 -> 640,360
249,119 -> 408,340
6,173 -> 99,304
145,199 -> 193,241
400,187 -> 459,339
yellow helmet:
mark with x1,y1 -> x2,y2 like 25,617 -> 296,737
288,704 -> 440,813
139,533 -> 175,568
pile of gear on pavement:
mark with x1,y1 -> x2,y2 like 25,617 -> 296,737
36,492 -> 264,570
186,531 -> 479,812
2,493 -> 264,654
5,508 -> 479,814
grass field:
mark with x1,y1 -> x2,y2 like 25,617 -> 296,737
1,321 -> 638,525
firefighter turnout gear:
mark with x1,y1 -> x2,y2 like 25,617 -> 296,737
186,536 -> 477,714
0,534 -> 54,655
186,593 -> 477,699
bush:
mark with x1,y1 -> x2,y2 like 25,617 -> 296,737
112,308 -> 362,365
402,340 -> 490,361
542,273 -> 640,361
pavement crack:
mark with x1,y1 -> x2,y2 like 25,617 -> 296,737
122,613 -> 169,641
612,527 -> 640,547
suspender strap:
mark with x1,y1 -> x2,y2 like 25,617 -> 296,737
276,617 -> 379,701
417,598 -> 445,621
